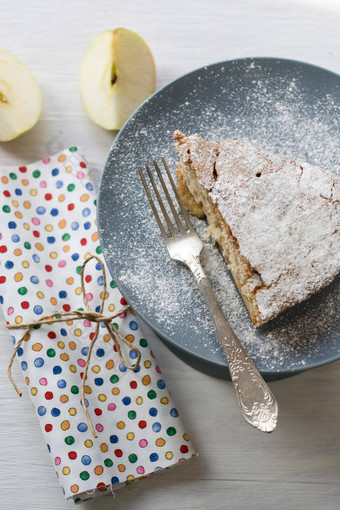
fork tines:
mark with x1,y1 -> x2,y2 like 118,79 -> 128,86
138,158 -> 194,238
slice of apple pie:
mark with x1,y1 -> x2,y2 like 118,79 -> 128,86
174,130 -> 340,326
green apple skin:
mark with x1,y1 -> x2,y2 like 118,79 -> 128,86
0,47 -> 42,142
79,29 -> 156,130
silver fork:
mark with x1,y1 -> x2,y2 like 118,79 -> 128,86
138,158 -> 278,433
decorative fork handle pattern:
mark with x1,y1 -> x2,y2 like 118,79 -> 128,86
186,255 -> 278,433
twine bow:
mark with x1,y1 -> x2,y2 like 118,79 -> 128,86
6,254 -> 141,438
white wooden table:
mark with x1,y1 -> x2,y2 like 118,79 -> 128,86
1,1 -> 340,508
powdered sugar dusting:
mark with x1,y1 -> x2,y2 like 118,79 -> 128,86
181,133 -> 340,323
99,58 -> 340,374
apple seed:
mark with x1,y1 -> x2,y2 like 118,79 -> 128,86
111,62 -> 117,85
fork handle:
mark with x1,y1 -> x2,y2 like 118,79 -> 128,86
186,255 -> 278,433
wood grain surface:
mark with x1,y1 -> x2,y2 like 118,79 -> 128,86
0,1 -> 340,508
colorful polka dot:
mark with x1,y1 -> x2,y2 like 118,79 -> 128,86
0,149 -> 194,501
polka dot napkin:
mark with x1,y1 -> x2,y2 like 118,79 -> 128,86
0,148 -> 196,503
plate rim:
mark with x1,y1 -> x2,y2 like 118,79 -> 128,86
98,56 -> 340,378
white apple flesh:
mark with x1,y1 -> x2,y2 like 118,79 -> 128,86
0,48 -> 42,142
79,29 -> 156,130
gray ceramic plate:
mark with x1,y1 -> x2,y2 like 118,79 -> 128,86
98,57 -> 340,381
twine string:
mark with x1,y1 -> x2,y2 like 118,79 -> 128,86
6,254 -> 141,438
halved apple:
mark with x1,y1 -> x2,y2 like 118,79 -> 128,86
0,47 -> 42,142
79,29 -> 156,130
